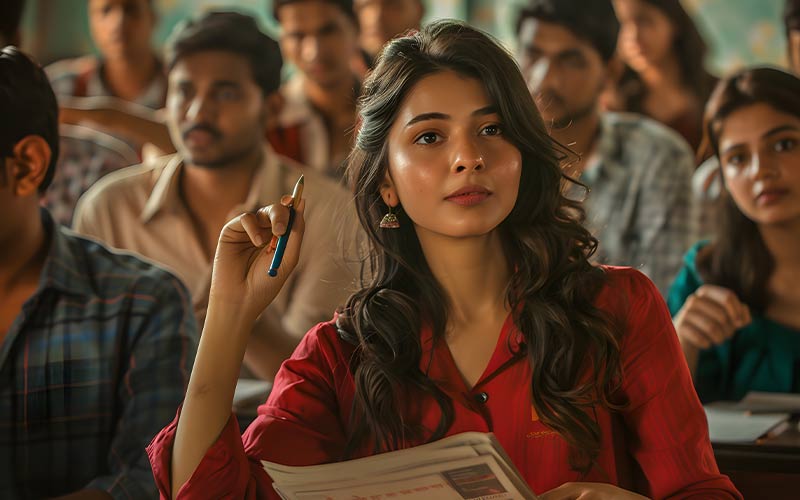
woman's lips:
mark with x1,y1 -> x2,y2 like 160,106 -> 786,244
756,188 -> 789,205
445,187 -> 492,206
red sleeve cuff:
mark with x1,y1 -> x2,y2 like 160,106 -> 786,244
146,405 -> 251,499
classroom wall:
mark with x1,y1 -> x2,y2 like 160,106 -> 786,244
19,0 -> 791,75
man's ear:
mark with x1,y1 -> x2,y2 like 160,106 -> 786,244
379,170 -> 399,207
9,135 -> 51,196
263,91 -> 285,131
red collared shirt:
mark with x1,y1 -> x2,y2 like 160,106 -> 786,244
148,267 -> 741,499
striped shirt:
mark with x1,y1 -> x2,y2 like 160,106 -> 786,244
0,210 -> 198,499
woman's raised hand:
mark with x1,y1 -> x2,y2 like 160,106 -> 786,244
209,196 -> 306,323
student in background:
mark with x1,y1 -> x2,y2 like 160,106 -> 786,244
271,0 -> 362,179
786,0 -> 800,75
669,67 -> 800,403
73,11 -> 356,383
693,0 -> 800,239
0,0 -> 138,228
148,20 -> 740,500
46,0 -> 165,109
354,0 -> 424,60
516,0 -> 697,296
610,0 -> 716,151
0,46 -> 197,499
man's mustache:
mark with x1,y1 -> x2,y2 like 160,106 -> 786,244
182,124 -> 222,141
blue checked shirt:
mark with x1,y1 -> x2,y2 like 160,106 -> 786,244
567,112 -> 698,296
0,210 -> 198,499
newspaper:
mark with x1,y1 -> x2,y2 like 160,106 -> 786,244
262,432 -> 537,500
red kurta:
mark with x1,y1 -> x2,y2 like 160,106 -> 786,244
148,268 -> 741,499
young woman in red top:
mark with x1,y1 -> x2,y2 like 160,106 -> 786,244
148,20 -> 740,499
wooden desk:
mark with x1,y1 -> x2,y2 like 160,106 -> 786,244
713,419 -> 800,499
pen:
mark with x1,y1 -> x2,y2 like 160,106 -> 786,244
268,175 -> 304,277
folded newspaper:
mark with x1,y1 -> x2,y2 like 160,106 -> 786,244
262,432 -> 537,500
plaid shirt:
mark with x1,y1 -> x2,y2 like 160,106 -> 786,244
568,112 -> 698,296
0,210 -> 198,499
42,125 -> 138,226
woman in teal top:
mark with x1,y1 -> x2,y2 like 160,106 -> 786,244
667,67 -> 800,403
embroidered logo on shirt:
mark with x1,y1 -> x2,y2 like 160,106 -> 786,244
527,404 -> 557,438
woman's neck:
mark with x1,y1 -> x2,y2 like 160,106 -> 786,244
416,228 -> 511,326
638,52 -> 684,93
761,221 -> 800,273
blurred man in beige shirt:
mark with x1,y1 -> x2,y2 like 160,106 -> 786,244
74,11 -> 357,382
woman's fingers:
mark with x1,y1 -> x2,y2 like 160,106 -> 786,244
687,298 -> 735,343
239,212 -> 269,248
696,285 -> 748,327
253,204 -> 288,237
676,285 -> 750,350
683,324 -> 712,350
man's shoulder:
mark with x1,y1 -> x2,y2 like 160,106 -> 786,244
58,225 -> 190,299
78,155 -> 172,210
45,55 -> 98,85
603,111 -> 694,157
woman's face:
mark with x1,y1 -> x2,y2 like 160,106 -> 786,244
718,102 -> 800,227
383,70 -> 522,240
614,0 -> 676,72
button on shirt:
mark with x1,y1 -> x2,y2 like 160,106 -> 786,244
147,268 -> 740,499
567,112 -> 697,296
0,210 -> 198,499
72,147 -> 359,344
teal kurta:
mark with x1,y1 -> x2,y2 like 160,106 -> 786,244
667,242 -> 800,402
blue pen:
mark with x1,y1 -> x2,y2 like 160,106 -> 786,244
268,175 -> 304,277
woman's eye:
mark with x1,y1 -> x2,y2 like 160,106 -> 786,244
481,124 -> 502,136
774,138 -> 797,152
726,153 -> 746,167
415,132 -> 439,145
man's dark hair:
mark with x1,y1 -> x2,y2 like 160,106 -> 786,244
272,0 -> 357,26
164,11 -> 283,96
0,0 -> 25,46
786,0 -> 800,34
0,46 -> 59,194
515,0 -> 620,61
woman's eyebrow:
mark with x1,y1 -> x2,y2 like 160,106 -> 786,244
405,106 -> 498,128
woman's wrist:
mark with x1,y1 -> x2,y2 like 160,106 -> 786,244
206,295 -> 261,333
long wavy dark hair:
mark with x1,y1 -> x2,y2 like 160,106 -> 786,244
336,19 -> 623,474
697,67 -> 800,313
618,0 -> 716,110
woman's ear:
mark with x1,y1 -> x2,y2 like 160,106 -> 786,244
379,171 -> 399,207
9,135 -> 51,197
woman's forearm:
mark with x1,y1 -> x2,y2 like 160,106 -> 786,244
170,302 -> 256,496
